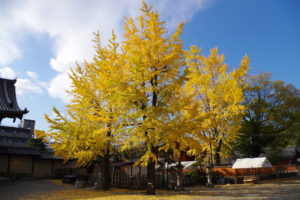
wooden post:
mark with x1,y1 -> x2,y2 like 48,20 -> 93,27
166,162 -> 169,190
138,166 -> 141,188
7,154 -> 11,175
31,157 -> 35,177
234,176 -> 238,184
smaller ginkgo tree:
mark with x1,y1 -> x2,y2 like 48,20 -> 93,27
36,32 -> 125,190
184,46 -> 249,185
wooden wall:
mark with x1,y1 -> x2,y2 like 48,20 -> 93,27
0,154 -> 69,178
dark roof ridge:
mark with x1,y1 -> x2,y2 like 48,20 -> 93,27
0,78 -> 29,122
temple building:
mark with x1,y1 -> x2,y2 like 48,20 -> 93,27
0,78 -> 72,179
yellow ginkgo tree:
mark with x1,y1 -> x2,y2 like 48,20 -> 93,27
36,3 -> 191,193
36,1 -> 251,193
36,32 -> 125,190
119,2 -> 192,194
184,46 -> 249,185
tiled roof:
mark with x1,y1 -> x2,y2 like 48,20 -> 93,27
39,150 -> 64,160
0,145 -> 64,160
0,78 -> 28,122
0,146 -> 40,156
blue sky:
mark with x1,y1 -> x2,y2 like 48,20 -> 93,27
0,0 -> 299,130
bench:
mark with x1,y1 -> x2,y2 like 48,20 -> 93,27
62,175 -> 76,184
243,176 -> 259,184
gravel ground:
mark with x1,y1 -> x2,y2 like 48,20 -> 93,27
0,179 -> 74,200
0,175 -> 300,200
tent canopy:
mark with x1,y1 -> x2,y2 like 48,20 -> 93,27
232,157 -> 272,169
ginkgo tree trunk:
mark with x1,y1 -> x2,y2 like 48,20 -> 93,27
184,46 -> 249,186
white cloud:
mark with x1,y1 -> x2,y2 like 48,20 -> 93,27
26,70 -> 49,91
15,78 -> 43,95
0,67 -> 44,95
0,40 -> 22,66
0,0 -> 213,103
48,72 -> 71,103
0,67 -> 17,79
27,71 -> 38,79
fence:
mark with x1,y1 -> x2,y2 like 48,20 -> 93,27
57,165 -> 298,188
212,165 -> 297,177
111,172 -> 147,189
110,171 -> 207,189
111,165 -> 297,188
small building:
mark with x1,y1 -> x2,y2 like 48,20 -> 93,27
232,157 -> 272,169
0,121 -> 35,148
0,78 -> 72,179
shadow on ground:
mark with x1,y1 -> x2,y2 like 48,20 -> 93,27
0,176 -> 300,200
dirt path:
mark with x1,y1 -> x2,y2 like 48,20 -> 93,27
0,176 -> 300,200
